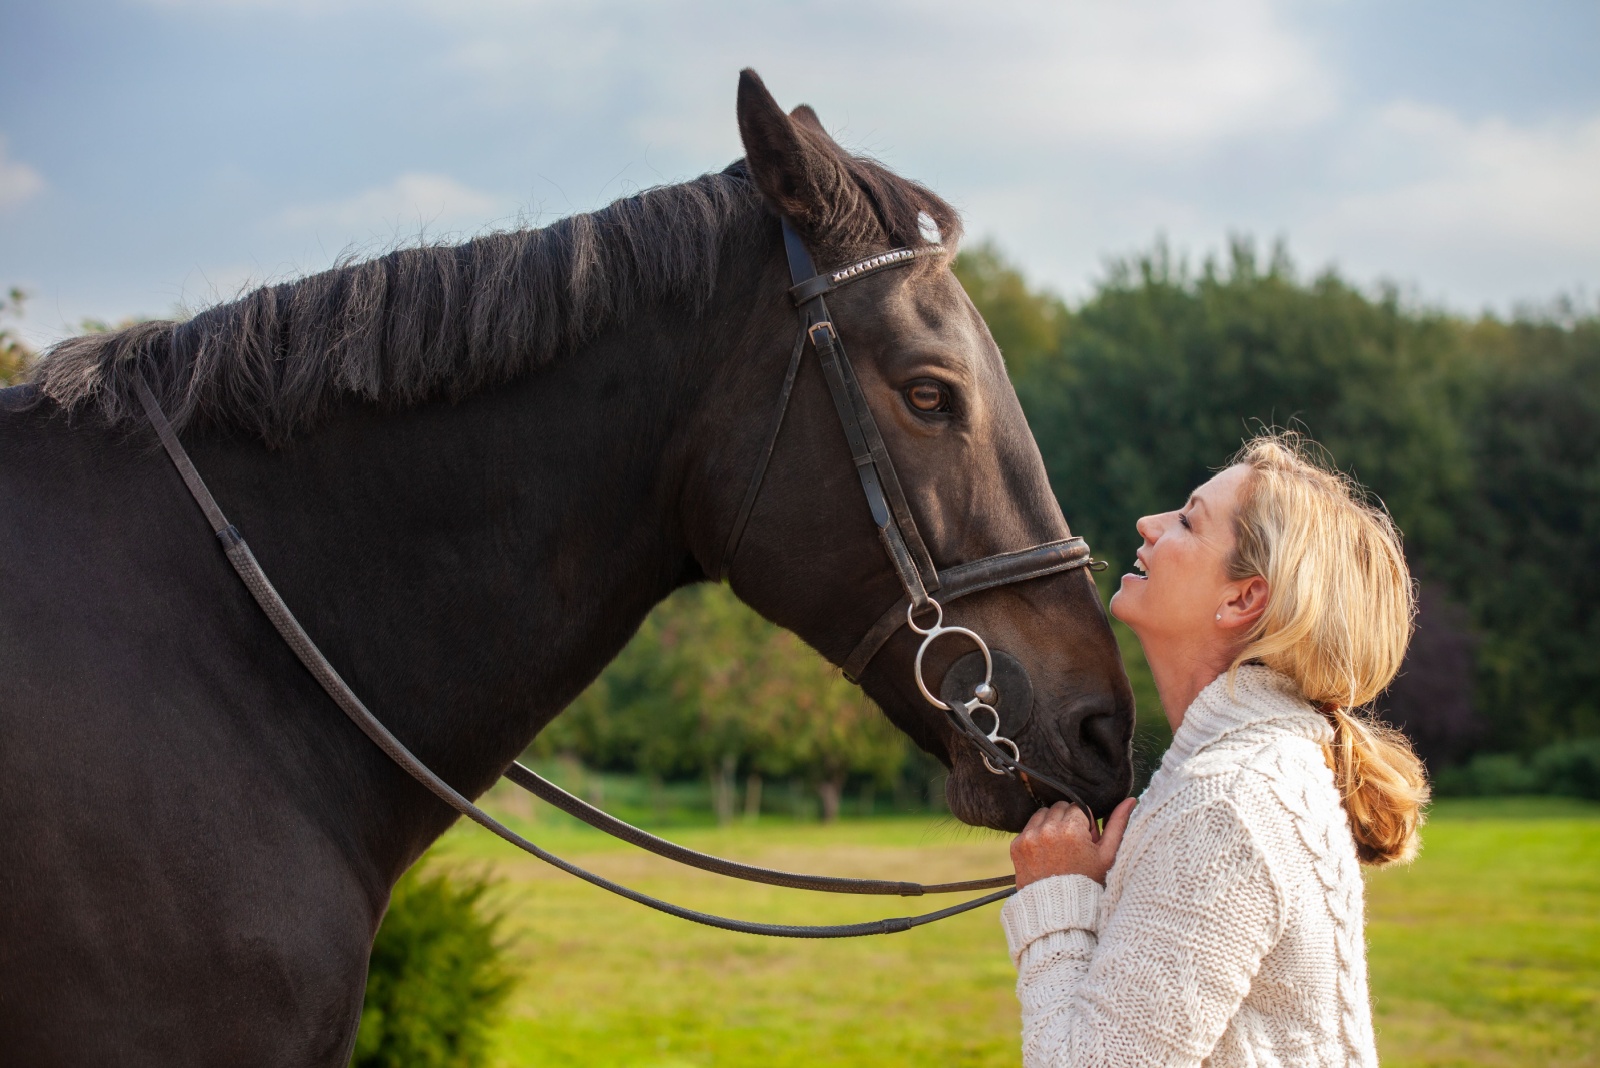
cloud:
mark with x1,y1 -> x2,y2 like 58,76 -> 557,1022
1327,103 -> 1600,252
1296,103 -> 1600,303
886,0 -> 1335,150
136,0 -> 380,12
422,0 -> 1335,157
272,172 -> 509,238
0,137 -> 45,210
141,0 -> 1333,158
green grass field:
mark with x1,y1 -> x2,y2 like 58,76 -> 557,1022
426,789 -> 1599,1067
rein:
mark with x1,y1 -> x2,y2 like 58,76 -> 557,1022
131,217 -> 1104,938
133,376 -> 1012,936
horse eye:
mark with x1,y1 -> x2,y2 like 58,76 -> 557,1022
905,381 -> 950,413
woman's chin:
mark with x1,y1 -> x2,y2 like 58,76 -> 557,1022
1109,574 -> 1145,624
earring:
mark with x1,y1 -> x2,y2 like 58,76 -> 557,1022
1215,613 -> 1222,621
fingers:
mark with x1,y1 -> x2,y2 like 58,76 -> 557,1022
1014,801 -> 1089,850
1043,800 -> 1098,842
1043,800 -> 1083,828
1106,796 -> 1138,836
1097,797 -> 1139,858
1010,797 -> 1122,888
1011,806 -> 1052,867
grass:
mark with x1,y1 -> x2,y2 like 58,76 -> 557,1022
425,787 -> 1599,1067
1365,797 -> 1600,1068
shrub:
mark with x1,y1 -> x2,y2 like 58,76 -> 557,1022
1531,738 -> 1600,800
1433,754 -> 1540,796
352,865 -> 517,1068
1433,738 -> 1600,800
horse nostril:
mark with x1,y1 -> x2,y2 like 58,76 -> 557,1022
1047,699 -> 1124,770
1079,705 -> 1124,756
1072,700 -> 1136,806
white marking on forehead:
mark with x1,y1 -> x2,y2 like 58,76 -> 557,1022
917,211 -> 942,245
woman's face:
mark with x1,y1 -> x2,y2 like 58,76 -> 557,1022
1110,464 -> 1252,643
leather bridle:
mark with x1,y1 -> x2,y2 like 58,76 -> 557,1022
129,216 -> 1106,939
719,218 -> 1104,815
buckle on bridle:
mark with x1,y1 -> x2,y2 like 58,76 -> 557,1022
806,320 -> 836,345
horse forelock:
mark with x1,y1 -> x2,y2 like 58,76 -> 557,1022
30,156 -> 960,447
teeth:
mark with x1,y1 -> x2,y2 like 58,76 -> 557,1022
1135,559 -> 1147,574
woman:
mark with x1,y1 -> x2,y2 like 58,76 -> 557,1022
1003,433 -> 1429,1067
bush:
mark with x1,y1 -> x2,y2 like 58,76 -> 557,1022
1433,754 -> 1540,796
1531,739 -> 1600,799
352,865 -> 517,1068
1433,738 -> 1600,800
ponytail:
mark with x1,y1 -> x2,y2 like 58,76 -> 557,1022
1321,705 -> 1430,865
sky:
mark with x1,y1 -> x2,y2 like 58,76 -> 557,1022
3,0 -> 1598,348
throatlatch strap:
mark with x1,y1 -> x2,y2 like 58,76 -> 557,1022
134,374 -> 1016,938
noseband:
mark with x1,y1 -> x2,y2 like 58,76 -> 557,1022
129,215 -> 1106,940
718,218 -> 1105,816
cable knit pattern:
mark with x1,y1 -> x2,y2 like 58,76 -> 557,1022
1000,666 -> 1378,1067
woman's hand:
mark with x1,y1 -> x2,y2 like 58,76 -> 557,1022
1011,798 -> 1138,889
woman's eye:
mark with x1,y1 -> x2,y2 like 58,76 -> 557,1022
1178,513 -> 1192,529
905,381 -> 951,413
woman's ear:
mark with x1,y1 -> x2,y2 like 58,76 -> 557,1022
1217,576 -> 1269,631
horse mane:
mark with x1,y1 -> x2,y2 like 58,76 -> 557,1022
31,157 -> 961,446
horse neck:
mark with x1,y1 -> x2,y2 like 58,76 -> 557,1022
182,296 -> 754,875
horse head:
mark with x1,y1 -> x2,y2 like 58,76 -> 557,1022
696,72 -> 1134,832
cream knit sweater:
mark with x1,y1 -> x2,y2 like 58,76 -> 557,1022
999,665 -> 1377,1067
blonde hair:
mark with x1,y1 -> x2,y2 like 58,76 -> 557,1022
1226,432 -> 1430,865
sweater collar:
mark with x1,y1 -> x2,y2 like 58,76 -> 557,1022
1163,664 -> 1332,766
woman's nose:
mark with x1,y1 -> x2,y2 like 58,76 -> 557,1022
1134,514 -> 1159,543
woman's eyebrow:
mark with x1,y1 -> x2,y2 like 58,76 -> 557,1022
1188,494 -> 1208,514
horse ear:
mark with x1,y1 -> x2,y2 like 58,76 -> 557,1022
788,104 -> 830,139
736,69 -> 851,235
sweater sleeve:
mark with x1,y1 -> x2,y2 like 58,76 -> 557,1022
999,796 -> 1286,1067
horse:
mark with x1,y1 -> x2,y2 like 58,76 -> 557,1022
0,70 -> 1133,1065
